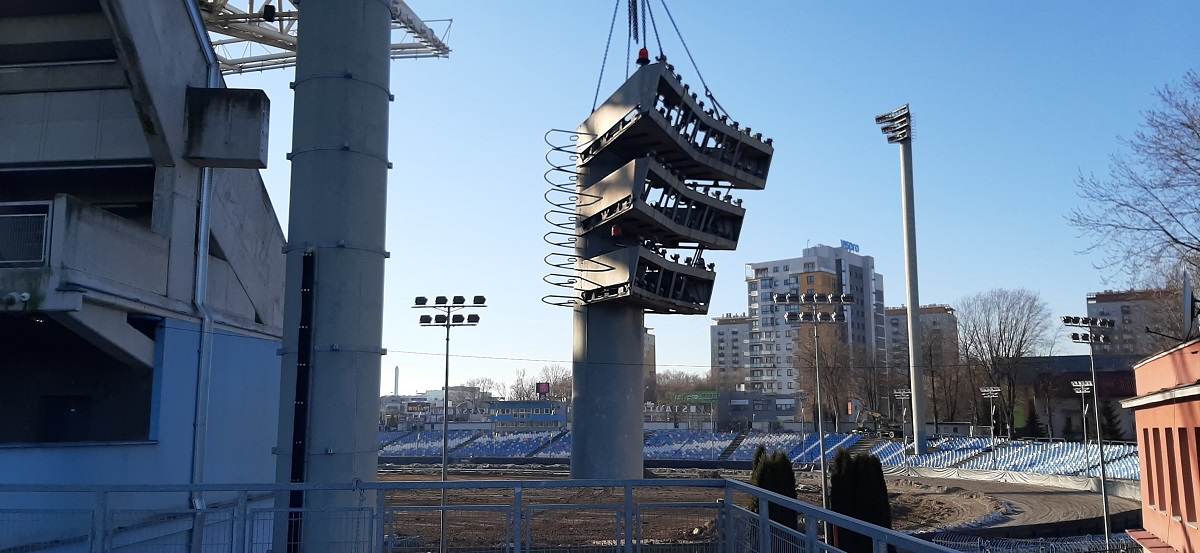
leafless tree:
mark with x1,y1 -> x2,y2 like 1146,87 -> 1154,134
507,369 -> 537,401
537,363 -> 573,400
1068,71 -> 1200,282
656,369 -> 712,399
957,288 -> 1054,433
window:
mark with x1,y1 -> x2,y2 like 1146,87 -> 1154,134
748,282 -> 758,291
786,356 -> 793,364
773,266 -> 779,273
807,276 -> 814,284
787,368 -> 794,376
731,330 -> 738,335
783,265 -> 789,271
787,382 -> 793,389
804,262 -> 815,271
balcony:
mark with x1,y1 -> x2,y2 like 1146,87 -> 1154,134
0,195 -> 169,314
745,375 -> 775,382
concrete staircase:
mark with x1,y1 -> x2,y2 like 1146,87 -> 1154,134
718,431 -> 748,461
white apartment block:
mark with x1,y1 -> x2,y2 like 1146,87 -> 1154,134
713,243 -> 885,394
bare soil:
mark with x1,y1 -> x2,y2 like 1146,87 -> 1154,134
376,467 -> 1137,547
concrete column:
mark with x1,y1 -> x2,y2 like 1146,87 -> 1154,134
275,0 -> 391,549
572,301 -> 645,479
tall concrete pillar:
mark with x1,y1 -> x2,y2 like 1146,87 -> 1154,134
275,0 -> 391,549
572,302 -> 646,479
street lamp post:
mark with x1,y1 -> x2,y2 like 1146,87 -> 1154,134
979,387 -> 1000,470
1072,380 -> 1094,446
893,388 -> 912,464
777,292 -> 853,519
1063,316 -> 1114,547
415,295 -> 486,553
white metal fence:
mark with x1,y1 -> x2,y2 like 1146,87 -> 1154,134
0,479 -> 959,553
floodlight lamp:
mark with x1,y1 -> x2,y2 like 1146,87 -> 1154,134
453,295 -> 466,305
800,293 -> 816,303
784,312 -> 800,324
785,293 -> 798,303
874,104 -> 910,125
451,314 -> 465,324
435,296 -> 448,305
1070,380 -> 1094,388
415,296 -> 428,306
813,293 -> 829,303
466,314 -> 481,324
419,315 -> 433,324
833,313 -> 847,323
1070,332 -> 1082,342
473,295 -> 486,305
839,294 -> 854,304
772,293 -> 784,303
434,314 -> 448,324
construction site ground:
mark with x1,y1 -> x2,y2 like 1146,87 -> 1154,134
378,466 -> 1140,547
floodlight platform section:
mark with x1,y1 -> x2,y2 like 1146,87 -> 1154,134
577,246 -> 714,314
578,63 -> 773,190
576,157 -> 745,250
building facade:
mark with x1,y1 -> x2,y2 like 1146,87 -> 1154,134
1123,339 -> 1200,553
710,313 -> 754,392
0,1 -> 284,546
741,244 -> 885,393
1087,289 -> 1174,356
883,304 -> 960,421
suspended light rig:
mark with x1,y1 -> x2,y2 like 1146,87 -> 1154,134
196,0 -> 450,73
554,58 -> 774,479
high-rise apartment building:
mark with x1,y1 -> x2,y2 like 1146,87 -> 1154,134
714,243 -> 885,394
710,314 -> 754,391
1087,289 -> 1174,356
883,304 -> 960,370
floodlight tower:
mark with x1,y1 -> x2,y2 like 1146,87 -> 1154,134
1063,315 -> 1115,546
874,104 -> 928,454
566,60 -> 773,479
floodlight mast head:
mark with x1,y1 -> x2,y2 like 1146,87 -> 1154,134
874,104 -> 911,144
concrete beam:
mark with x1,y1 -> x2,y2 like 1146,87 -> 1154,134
49,301 -> 154,368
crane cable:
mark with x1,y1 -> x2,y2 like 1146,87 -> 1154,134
592,0 -> 731,120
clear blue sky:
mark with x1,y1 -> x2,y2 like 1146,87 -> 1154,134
225,1 -> 1200,396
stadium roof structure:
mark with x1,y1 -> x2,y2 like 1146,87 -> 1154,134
197,0 -> 450,73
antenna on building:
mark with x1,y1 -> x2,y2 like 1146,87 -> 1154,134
1184,272 -> 1198,340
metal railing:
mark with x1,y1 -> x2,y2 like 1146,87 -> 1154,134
0,479 -> 958,553
0,201 -> 51,267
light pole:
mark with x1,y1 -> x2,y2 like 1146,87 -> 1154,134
1072,380 -> 1093,446
893,388 -> 912,464
415,295 -> 486,553
875,104 -> 928,454
777,292 -> 853,518
1063,315 -> 1114,546
979,387 -> 1000,469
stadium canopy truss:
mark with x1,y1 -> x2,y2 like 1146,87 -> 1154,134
196,0 -> 450,74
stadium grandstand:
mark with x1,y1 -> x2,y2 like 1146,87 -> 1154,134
378,429 -> 1140,479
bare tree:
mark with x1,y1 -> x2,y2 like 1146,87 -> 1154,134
507,369 -> 537,401
957,288 -> 1053,433
537,363 -> 572,400
1068,71 -> 1200,281
656,369 -> 712,399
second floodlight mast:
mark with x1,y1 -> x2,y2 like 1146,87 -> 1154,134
875,104 -> 928,454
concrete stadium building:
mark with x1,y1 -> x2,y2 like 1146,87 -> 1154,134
0,0 -> 284,545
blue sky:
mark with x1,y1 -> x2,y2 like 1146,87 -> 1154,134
224,1 -> 1200,396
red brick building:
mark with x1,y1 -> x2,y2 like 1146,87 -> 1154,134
1123,339 -> 1200,553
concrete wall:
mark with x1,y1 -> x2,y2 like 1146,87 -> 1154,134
0,318 -> 279,487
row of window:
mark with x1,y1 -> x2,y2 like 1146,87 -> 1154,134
494,421 -> 561,428
497,408 -> 556,415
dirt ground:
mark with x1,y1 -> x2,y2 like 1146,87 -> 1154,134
377,467 -> 1139,547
